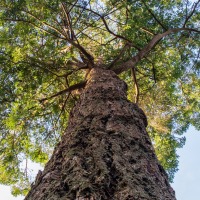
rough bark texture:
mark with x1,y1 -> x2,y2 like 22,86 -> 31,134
25,68 -> 176,200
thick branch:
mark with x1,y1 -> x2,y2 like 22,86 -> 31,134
39,81 -> 87,102
114,28 -> 200,74
19,8 -> 94,64
4,15 -> 94,63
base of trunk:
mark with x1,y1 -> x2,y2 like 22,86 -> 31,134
25,68 -> 176,200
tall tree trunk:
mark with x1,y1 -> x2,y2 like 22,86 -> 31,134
25,68 -> 176,200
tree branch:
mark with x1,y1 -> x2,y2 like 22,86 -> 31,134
114,27 -> 200,74
39,81 -> 87,103
76,29 -> 102,45
108,43 -> 130,69
55,92 -> 71,126
19,9 -> 94,64
100,16 -> 140,50
183,0 -> 200,27
59,65 -> 88,78
4,18 -> 64,39
141,0 -> 167,31
140,27 -> 155,36
61,3 -> 75,40
66,2 -> 140,50
131,67 -> 139,104
22,10 -> 67,37
68,0 -> 79,14
145,58 -> 157,83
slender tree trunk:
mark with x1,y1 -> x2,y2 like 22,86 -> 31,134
25,68 -> 176,200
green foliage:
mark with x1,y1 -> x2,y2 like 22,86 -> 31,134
0,0 -> 199,195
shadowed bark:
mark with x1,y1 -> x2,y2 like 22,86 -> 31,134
25,67 -> 176,200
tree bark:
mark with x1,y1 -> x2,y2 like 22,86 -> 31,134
25,68 -> 176,200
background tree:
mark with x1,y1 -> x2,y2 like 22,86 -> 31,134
0,0 -> 199,197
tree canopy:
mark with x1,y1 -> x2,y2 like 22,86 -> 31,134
0,0 -> 199,196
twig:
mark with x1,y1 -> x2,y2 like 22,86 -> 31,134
140,27 -> 155,36
144,57 -> 157,83
22,10 -> 67,38
141,0 -> 167,31
65,2 -> 140,50
55,93 -> 71,126
61,3 -> 74,39
108,43 -> 130,69
68,0 -> 79,14
17,9 -> 94,64
183,0 -> 200,27
101,16 -> 140,50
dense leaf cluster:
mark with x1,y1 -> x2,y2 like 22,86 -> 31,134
0,0 -> 199,195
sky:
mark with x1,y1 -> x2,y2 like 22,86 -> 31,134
172,126 -> 200,200
1,126 -> 200,200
